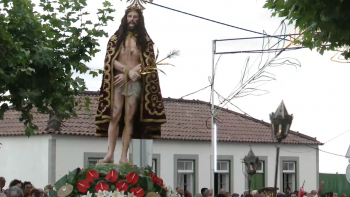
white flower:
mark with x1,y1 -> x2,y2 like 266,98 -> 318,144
95,190 -> 113,197
81,191 -> 93,197
127,192 -> 136,197
111,190 -> 126,197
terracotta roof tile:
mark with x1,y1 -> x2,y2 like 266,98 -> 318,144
0,91 -> 321,145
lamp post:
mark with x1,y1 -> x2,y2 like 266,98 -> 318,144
270,101 -> 293,196
243,147 -> 260,194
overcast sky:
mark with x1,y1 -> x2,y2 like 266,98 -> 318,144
34,0 -> 350,174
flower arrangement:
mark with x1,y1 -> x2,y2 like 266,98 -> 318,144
48,164 -> 169,197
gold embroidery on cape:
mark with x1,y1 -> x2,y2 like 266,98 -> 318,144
143,38 -> 165,116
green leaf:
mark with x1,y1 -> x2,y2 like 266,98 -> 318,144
48,190 -> 57,197
139,176 -> 153,191
67,168 -> 81,184
54,174 -> 68,191
25,126 -> 35,137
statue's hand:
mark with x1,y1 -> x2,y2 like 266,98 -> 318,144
128,70 -> 140,81
132,63 -> 141,72
114,74 -> 125,87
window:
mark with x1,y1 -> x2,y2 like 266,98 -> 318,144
251,161 -> 265,190
152,159 -> 157,175
84,153 -> 106,168
88,157 -> 103,165
215,161 -> 230,194
283,162 -> 296,192
177,160 -> 194,193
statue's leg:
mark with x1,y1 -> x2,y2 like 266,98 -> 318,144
119,94 -> 138,164
99,86 -> 124,164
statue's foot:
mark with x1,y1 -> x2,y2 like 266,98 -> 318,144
119,157 -> 129,164
98,156 -> 114,164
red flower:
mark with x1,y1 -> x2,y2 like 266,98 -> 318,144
116,181 -> 129,192
151,176 -> 163,185
77,180 -> 90,193
95,181 -> 109,192
86,170 -> 99,182
130,188 -> 144,197
149,173 -> 156,178
105,170 -> 118,183
126,172 -> 139,185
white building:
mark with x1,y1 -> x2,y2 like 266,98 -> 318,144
0,91 -> 321,195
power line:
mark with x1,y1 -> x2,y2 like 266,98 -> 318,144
180,85 -> 211,99
323,129 -> 350,144
147,1 -> 288,40
292,139 -> 350,159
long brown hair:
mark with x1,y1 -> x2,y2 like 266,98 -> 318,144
115,9 -> 152,52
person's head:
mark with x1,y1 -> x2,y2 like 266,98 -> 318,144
177,187 -> 184,196
9,179 -> 22,188
286,188 -> 291,194
311,191 -> 318,196
232,193 -> 239,197
326,192 -> 334,197
341,194 -> 347,197
201,188 -> 208,196
219,189 -> 226,195
204,189 -> 213,197
185,191 -> 193,197
0,177 -> 6,189
23,182 -> 32,194
333,193 -> 338,197
115,8 -> 150,52
291,193 -> 298,197
30,189 -> 44,197
217,194 -> 227,197
245,194 -> 253,197
252,190 -> 260,197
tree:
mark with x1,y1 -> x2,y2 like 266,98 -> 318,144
0,0 -> 115,136
263,0 -> 350,59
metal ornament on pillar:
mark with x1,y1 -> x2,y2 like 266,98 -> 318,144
270,101 -> 293,197
243,147 -> 260,194
243,147 -> 260,175
270,101 -> 293,143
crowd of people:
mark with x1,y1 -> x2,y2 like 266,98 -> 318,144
1,177 -> 348,197
0,177 -> 52,197
175,184 -> 349,197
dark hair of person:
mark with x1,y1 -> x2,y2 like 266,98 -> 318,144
22,181 -> 32,189
30,189 -> 41,197
9,179 -> 22,187
185,191 -> 191,197
245,194 -> 253,197
217,194 -> 227,197
115,8 -> 151,53
201,188 -> 208,195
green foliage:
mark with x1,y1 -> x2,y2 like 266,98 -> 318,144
0,0 -> 115,136
263,0 -> 350,59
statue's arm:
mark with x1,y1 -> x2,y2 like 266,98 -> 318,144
113,60 -> 141,74
114,60 -> 126,73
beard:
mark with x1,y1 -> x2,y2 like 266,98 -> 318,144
127,23 -> 137,31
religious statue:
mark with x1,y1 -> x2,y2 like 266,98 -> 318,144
95,0 -> 167,164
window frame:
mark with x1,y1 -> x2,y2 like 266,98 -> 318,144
280,157 -> 299,193
211,155 -> 234,194
174,155 -> 198,195
84,152 -> 106,168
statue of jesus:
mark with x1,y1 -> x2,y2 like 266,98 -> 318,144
95,5 -> 166,164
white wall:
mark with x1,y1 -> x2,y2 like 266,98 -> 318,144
0,135 -> 50,189
55,135 -> 124,179
153,140 -> 318,195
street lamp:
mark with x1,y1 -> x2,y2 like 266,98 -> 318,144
243,147 -> 260,194
270,101 -> 293,195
